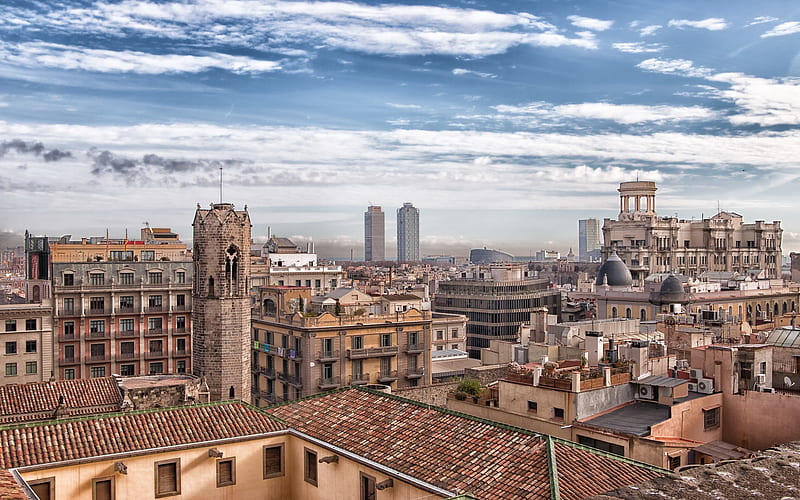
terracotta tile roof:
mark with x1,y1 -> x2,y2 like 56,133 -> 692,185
266,388 -> 664,500
0,402 -> 286,469
0,469 -> 26,500
0,377 -> 122,424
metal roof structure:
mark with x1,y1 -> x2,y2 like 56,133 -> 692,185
766,327 -> 800,348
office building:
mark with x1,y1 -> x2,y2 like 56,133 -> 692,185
579,218 -> 602,262
396,202 -> 419,262
364,205 -> 385,262
602,181 -> 782,282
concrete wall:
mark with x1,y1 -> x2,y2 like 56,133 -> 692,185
573,383 -> 635,420
393,382 -> 457,407
722,390 -> 800,450
447,397 -> 571,439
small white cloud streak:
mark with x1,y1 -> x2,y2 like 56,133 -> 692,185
639,24 -> 661,36
637,58 -> 713,78
746,16 -> 779,27
612,42 -> 665,54
494,101 -> 715,124
0,41 -> 282,74
452,68 -> 497,78
567,15 -> 614,32
761,21 -> 800,38
668,18 -> 729,31
386,103 -> 422,109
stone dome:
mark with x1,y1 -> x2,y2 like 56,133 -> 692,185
649,274 -> 690,306
595,251 -> 633,287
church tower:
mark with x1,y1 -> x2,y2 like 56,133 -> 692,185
192,203 -> 252,402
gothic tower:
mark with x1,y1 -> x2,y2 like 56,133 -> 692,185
192,203 -> 252,402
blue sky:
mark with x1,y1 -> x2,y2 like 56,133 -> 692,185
2,0 -> 800,258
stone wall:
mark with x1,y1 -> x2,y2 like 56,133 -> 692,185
465,364 -> 510,385
119,375 -> 204,410
393,382 -> 458,407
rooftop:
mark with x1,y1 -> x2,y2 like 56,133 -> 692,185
0,377 -> 122,425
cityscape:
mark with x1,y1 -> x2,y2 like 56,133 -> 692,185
2,1 -> 800,499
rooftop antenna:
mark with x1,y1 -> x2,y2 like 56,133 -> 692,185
219,167 -> 223,204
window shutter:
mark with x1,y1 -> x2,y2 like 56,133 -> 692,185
157,463 -> 176,494
95,479 -> 112,500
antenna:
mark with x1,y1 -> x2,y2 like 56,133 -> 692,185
219,168 -> 223,203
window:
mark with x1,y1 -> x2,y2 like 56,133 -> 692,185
436,345 -> 443,350
90,297 -> 105,312
216,458 -> 236,487
176,338 -> 186,353
176,271 -> 186,284
120,364 -> 135,376
149,317 -> 163,332
149,340 -> 163,354
64,368 -> 75,380
303,448 -> 318,486
64,345 -> 75,362
26,361 -> 37,374
63,298 -> 74,313
760,362 -> 767,375
305,280 -> 311,287
5,320 -> 16,332
25,319 -> 36,330
176,360 -> 186,373
553,407 -> 565,421
315,279 -> 321,288
110,250 -> 133,262
668,455 -> 681,470
452,344 -> 459,349
90,366 -> 106,378
141,250 -> 155,261
451,329 -> 459,338
26,340 -> 37,353
63,273 -> 74,286
120,341 -> 134,355
29,478 -> 55,500
155,459 -> 180,497
176,294 -> 185,307
120,296 -> 134,310
5,363 -> 17,376
92,477 -> 114,500
150,362 -> 163,375
703,407 -> 720,430
380,334 -> 392,347
352,336 -> 363,350
263,444 -> 284,479
149,272 -> 162,284
5,341 -> 16,354
90,343 -> 106,359
149,295 -> 162,309
527,401 -> 538,413
64,321 -> 75,336
120,273 -> 134,285
577,436 -> 624,456
360,472 -> 376,500
120,319 -> 134,333
90,273 -> 105,286
436,330 -> 444,340
176,316 -> 186,331
90,320 -> 106,334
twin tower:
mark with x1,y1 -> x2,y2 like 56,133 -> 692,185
192,203 -> 252,403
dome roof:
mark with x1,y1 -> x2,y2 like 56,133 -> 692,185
595,252 -> 633,287
649,274 -> 690,306
660,275 -> 684,294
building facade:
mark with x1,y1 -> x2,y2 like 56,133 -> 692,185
433,265 -> 561,358
602,181 -> 782,281
579,218 -> 602,262
0,298 -> 53,385
192,203 -> 252,402
49,235 -> 192,381
396,202 -> 419,262
250,236 -> 344,295
364,205 -> 385,262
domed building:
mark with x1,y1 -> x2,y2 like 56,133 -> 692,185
595,251 -> 633,288
649,274 -> 691,313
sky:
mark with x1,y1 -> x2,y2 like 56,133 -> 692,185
2,0 -> 800,259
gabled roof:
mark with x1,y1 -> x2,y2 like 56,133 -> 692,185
0,469 -> 26,500
266,388 -> 664,500
0,402 -> 286,468
0,377 -> 122,425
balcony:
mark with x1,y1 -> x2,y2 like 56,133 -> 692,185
87,331 -> 110,340
59,334 -> 77,342
145,306 -> 163,313
348,372 -> 370,385
258,367 -> 277,379
117,329 -> 137,338
59,308 -> 79,317
173,305 -> 188,312
59,356 -> 80,365
173,349 -> 189,357
316,350 -> 339,362
117,306 -> 135,314
318,376 -> 341,390
347,346 -> 399,359
404,367 -> 425,379
173,327 -> 188,335
256,392 -> 277,404
404,343 -> 424,354
145,351 -> 167,360
88,308 -> 111,315
117,352 -> 138,360
88,354 -> 110,363
145,328 -> 166,337
277,372 -> 303,388
377,371 -> 398,383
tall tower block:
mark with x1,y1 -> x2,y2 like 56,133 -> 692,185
192,203 -> 252,402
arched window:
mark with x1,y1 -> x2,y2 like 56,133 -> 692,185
625,308 -> 632,319
32,285 -> 40,303
783,302 -> 788,315
774,303 -> 779,317
263,299 -> 277,316
640,309 -> 647,321
229,386 -> 235,399
208,276 -> 215,297
611,307 -> 618,318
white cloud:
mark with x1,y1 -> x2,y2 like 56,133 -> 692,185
761,21 -> 800,38
639,24 -> 662,36
668,18 -> 729,31
567,15 -> 614,32
746,16 -> 779,27
495,101 -> 715,124
612,42 -> 665,54
0,41 -> 282,74
452,68 -> 497,78
637,58 -> 713,78
386,103 -> 422,109
708,73 -> 800,126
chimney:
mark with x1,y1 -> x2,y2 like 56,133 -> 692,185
586,331 -> 603,366
603,366 -> 612,386
571,371 -> 581,393
533,367 -> 543,386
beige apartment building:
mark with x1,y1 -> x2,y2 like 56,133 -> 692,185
48,231 -> 192,380
252,286 -> 432,405
0,297 -> 53,384
602,181 -> 782,281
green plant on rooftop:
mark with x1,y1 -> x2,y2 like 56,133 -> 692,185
456,378 -> 482,398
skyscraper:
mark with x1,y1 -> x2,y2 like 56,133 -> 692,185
578,218 -> 601,262
397,202 -> 419,262
364,205 -> 385,261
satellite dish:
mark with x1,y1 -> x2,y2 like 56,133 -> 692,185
784,376 -> 795,388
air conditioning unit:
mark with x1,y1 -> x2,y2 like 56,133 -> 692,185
638,385 -> 655,399
755,374 -> 766,386
688,383 -> 699,392
689,368 -> 703,379
761,387 -> 776,393
697,378 -> 714,394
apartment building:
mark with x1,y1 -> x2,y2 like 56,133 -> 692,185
0,296 -> 53,384
250,236 -> 344,295
48,232 -> 192,380
252,286 -> 432,405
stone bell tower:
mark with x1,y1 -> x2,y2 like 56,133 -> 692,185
192,203 -> 251,402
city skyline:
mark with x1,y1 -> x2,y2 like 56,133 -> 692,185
2,1 -> 800,256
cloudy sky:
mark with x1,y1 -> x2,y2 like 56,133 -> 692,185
2,0 -> 800,258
